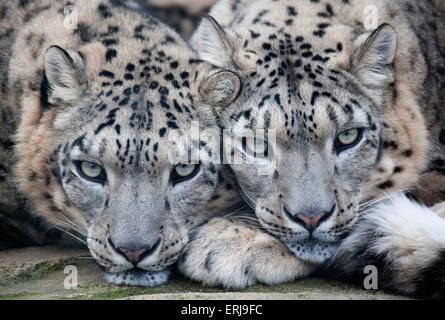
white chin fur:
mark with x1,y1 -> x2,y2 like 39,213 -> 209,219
287,241 -> 338,264
105,269 -> 170,287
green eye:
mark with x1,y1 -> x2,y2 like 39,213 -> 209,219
335,128 -> 363,152
76,161 -> 106,183
172,164 -> 200,185
174,164 -> 197,178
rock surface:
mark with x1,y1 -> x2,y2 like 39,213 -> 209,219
0,246 -> 407,300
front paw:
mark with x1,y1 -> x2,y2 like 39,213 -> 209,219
178,218 -> 315,289
105,269 -> 170,287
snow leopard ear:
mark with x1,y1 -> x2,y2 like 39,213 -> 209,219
199,69 -> 242,108
43,45 -> 87,106
351,24 -> 397,103
193,15 -> 236,69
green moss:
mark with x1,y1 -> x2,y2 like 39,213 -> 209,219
0,258 -> 81,285
0,253 -> 380,300
0,291 -> 41,300
65,277 -> 363,300
68,278 -> 227,300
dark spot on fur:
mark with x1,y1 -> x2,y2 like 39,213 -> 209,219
439,130 -> 445,145
105,49 -> 117,62
377,181 -> 394,190
402,149 -> 413,157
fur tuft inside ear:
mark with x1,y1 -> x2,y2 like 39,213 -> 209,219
193,15 -> 235,69
199,70 -> 241,108
351,24 -> 397,103
44,45 -> 87,105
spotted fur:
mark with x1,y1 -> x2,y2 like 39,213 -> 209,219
0,0 -> 243,286
181,0 -> 445,297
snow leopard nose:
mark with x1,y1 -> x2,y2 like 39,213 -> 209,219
284,205 -> 336,231
109,237 -> 162,265
119,247 -> 148,265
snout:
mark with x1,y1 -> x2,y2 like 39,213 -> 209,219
88,220 -> 188,287
279,203 -> 340,263
88,220 -> 188,277
255,190 -> 357,264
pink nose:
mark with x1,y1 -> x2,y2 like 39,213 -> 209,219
296,212 -> 326,231
284,204 -> 336,232
118,248 -> 149,265
108,237 -> 162,266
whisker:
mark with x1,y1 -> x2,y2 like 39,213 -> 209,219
51,209 -> 88,236
59,216 -> 87,233
74,256 -> 95,260
188,203 -> 253,236
237,185 -> 257,209
52,218 -> 88,237
221,205 -> 250,218
359,189 -> 410,212
51,226 -> 88,246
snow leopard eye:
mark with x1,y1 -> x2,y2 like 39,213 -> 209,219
75,161 -> 107,184
335,128 -> 364,153
171,164 -> 200,185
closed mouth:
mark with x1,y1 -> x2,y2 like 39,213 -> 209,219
124,267 -> 154,273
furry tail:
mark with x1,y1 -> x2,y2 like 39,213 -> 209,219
323,195 -> 445,299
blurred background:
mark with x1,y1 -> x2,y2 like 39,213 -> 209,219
140,0 -> 445,40
134,0 -> 218,39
